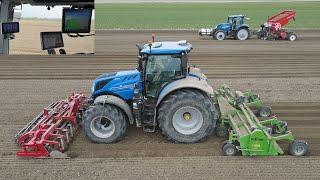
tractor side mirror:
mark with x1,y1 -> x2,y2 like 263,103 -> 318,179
136,44 -> 142,56
181,53 -> 188,76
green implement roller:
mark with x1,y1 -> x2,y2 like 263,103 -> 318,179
214,85 -> 308,156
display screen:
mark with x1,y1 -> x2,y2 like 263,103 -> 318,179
62,8 -> 92,33
33,0 -> 93,2
2,22 -> 19,34
40,32 -> 64,50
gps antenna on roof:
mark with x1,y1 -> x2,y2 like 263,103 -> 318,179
148,41 -> 152,54
152,33 -> 155,42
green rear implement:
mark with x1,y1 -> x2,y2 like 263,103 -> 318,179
214,85 -> 308,156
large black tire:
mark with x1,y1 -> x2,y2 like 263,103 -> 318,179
83,104 -> 127,143
222,143 -> 238,156
215,124 -> 229,138
157,89 -> 216,143
236,28 -> 250,40
289,140 -> 308,156
287,32 -> 297,41
215,30 -> 226,40
258,106 -> 272,117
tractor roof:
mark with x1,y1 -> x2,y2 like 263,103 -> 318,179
228,15 -> 245,18
140,40 -> 192,55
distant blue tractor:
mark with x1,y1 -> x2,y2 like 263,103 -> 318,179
83,40 -> 217,144
199,15 -> 250,40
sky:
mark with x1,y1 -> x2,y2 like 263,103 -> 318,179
20,4 -> 95,19
20,4 -> 65,19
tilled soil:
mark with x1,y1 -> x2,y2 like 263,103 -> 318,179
0,30 -> 320,179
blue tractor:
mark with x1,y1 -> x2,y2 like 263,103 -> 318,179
83,40 -> 217,143
199,15 -> 250,40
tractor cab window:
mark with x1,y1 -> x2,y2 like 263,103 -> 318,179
228,17 -> 243,30
145,55 -> 183,97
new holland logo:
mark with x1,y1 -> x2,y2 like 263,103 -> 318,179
110,84 -> 135,90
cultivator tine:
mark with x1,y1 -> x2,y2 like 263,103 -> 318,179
14,102 -> 55,142
15,93 -> 87,158
49,150 -> 69,159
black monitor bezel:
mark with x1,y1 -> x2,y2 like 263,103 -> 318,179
62,8 -> 93,33
40,31 -> 64,50
2,22 -> 20,34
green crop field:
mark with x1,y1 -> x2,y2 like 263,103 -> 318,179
96,2 -> 320,29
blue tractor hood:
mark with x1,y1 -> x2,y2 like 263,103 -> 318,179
91,69 -> 142,100
215,22 -> 231,30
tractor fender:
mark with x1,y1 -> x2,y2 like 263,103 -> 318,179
156,76 -> 214,107
238,24 -> 250,30
94,95 -> 134,124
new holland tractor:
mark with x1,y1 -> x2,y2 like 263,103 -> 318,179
83,40 -> 217,144
199,15 -> 250,40
15,40 -> 308,158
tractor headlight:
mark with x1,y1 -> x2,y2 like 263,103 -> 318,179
202,73 -> 207,80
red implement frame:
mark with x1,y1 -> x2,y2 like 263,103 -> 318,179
267,10 -> 296,31
15,93 -> 87,158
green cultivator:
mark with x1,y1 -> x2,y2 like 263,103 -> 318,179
214,85 -> 308,156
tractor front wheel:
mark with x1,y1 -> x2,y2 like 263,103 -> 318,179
83,104 -> 127,143
158,89 -> 216,143
215,30 -> 226,40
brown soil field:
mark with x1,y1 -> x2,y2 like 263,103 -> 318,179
0,30 -> 320,179
10,19 -> 95,55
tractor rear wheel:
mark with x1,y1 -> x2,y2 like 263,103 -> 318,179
215,30 -> 226,40
83,104 -> 127,143
236,28 -> 249,40
158,89 -> 216,143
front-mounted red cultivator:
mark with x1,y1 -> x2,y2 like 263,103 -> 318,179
15,93 -> 87,158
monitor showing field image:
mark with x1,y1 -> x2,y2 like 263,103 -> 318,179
62,8 -> 92,33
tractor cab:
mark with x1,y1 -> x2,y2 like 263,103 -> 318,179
214,15 -> 246,33
227,15 -> 246,30
138,40 -> 192,98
